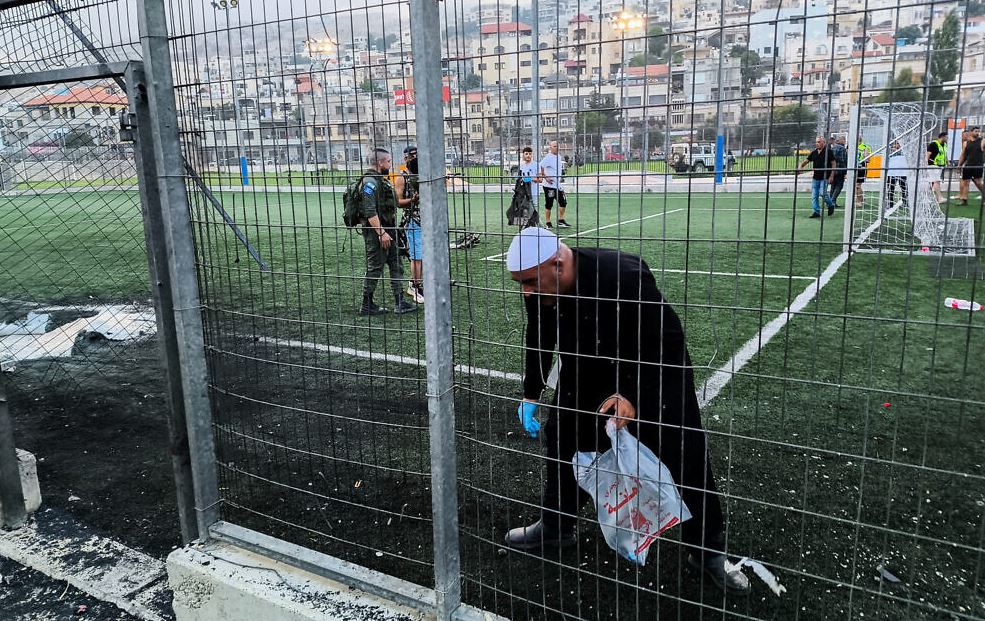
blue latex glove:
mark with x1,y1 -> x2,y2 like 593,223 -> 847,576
517,401 -> 541,438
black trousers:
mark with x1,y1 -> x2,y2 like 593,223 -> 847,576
829,174 -> 846,205
887,176 -> 908,206
541,387 -> 726,555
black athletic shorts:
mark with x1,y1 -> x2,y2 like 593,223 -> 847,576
855,168 -> 866,183
961,166 -> 983,180
544,187 -> 567,209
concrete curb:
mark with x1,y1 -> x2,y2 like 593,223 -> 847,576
168,542 -> 425,621
0,510 -> 171,620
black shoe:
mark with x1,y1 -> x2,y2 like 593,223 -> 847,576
557,219 -> 571,229
359,300 -> 385,316
545,221 -> 553,229
504,520 -> 577,550
687,553 -> 752,594
809,213 -> 821,219
828,205 -> 835,216
393,297 -> 418,314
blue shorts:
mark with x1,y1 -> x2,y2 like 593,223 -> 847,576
406,220 -> 423,261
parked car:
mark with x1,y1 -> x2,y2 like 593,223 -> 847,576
604,152 -> 626,161
668,142 -> 726,172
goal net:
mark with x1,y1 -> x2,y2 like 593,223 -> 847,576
844,103 -> 976,257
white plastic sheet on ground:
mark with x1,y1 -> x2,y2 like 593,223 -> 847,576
0,306 -> 155,370
573,419 -> 691,566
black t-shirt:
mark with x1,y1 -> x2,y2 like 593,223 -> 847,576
964,138 -> 983,167
806,147 -> 835,180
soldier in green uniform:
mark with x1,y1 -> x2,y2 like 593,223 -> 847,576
359,148 -> 418,316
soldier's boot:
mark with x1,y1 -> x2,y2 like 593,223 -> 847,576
359,293 -> 385,316
393,293 -> 418,314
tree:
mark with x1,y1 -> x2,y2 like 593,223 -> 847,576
575,93 -> 620,152
927,11 -> 959,103
730,45 -> 764,93
360,78 -> 384,94
63,128 -> 94,148
769,104 -> 818,149
629,53 -> 662,67
372,34 -> 398,51
895,25 -> 923,43
647,26 -> 668,59
462,73 -> 482,90
875,68 -> 921,103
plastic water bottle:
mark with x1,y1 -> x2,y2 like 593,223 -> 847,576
944,297 -> 983,312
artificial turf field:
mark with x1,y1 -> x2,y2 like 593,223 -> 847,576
2,186 -> 983,620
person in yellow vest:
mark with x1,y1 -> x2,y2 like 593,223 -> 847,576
855,140 -> 871,204
926,131 -> 948,204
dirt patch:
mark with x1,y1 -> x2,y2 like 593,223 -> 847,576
6,335 -> 180,559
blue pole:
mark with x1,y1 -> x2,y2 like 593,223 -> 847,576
715,133 -> 725,184
240,156 -> 249,186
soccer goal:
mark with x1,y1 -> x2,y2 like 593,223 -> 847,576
844,103 -> 976,257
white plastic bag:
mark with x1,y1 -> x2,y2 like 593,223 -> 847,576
572,420 -> 691,566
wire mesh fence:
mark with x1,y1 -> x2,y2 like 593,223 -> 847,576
0,1 -> 187,553
162,0 -> 984,618
1,0 -> 984,618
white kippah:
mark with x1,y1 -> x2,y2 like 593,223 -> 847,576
506,227 -> 559,272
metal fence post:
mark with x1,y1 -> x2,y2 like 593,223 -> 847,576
126,62 -> 199,544
409,0 -> 462,617
0,373 -> 27,529
136,0 -> 221,537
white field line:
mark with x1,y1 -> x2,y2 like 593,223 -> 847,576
0,516 -> 168,621
258,336 -> 522,382
696,208 -> 888,408
656,269 -> 814,281
481,207 -> 685,262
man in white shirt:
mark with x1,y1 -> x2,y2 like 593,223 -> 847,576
539,141 -> 569,229
885,140 -> 909,210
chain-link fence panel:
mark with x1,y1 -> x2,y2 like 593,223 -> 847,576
0,2 -> 183,556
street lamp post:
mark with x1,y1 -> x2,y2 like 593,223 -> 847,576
612,11 -> 646,161
714,0 -> 726,184
211,0 -> 245,184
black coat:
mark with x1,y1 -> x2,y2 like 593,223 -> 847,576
522,247 -> 698,425
506,178 -> 539,228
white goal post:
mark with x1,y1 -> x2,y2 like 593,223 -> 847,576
843,103 -> 976,257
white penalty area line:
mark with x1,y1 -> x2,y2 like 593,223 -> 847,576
481,207 -> 686,263
696,205 -> 888,408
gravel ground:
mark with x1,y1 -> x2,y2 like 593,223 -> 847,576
0,557 -> 143,621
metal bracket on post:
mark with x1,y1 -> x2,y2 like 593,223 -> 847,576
408,0 -> 462,618
136,0 -> 221,539
125,62 -> 200,544
119,110 -> 137,143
